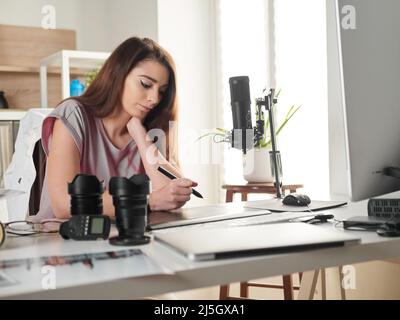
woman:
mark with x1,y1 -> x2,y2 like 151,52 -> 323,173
35,37 -> 197,220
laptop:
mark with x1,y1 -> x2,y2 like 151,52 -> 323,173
148,202 -> 271,230
154,222 -> 360,261
244,198 -> 348,212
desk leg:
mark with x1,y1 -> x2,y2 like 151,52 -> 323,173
240,282 -> 249,297
282,275 -> 294,300
338,266 -> 346,300
241,192 -> 248,202
219,285 -> 230,299
297,270 -> 320,300
321,269 -> 327,300
226,190 -> 234,203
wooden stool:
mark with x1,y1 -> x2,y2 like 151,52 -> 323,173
222,183 -> 304,203
219,182 -> 303,300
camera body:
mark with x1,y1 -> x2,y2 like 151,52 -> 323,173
60,215 -> 111,240
60,174 -> 110,241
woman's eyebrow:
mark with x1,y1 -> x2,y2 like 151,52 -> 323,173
140,75 -> 168,88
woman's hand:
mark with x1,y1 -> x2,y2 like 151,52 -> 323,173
126,117 -> 144,140
149,178 -> 198,211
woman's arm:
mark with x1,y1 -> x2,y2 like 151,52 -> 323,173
46,119 -> 115,218
126,117 -> 183,190
126,117 -> 197,211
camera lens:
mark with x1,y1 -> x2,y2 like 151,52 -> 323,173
108,174 -> 151,246
68,174 -> 104,216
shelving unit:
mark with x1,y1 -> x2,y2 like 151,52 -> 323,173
0,65 -> 88,75
0,24 -> 78,110
39,50 -> 110,108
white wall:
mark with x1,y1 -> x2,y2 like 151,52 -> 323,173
0,0 -> 158,51
157,0 -> 220,206
104,0 -> 158,51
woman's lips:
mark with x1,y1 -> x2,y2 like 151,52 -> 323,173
138,104 -> 152,112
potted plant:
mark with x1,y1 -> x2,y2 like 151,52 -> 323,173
244,94 -> 302,183
84,67 -> 101,88
197,90 -> 302,183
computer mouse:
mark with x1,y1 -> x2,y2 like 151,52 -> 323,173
282,193 -> 311,206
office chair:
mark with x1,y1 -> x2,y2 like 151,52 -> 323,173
3,108 -> 52,221
28,140 -> 47,216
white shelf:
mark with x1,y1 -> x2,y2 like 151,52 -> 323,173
39,50 -> 110,108
0,110 -> 27,121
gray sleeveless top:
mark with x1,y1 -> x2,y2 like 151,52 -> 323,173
33,99 -> 144,221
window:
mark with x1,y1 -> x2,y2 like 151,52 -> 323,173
217,0 -> 269,187
217,0 -> 329,199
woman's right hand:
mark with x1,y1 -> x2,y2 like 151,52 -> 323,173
149,178 -> 198,211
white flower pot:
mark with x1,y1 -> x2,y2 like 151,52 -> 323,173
242,148 -> 283,183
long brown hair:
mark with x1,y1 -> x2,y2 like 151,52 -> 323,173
72,37 -> 179,165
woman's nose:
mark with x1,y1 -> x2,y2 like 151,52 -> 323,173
148,90 -> 160,106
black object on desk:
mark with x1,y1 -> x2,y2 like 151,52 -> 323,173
157,166 -> 203,199
109,174 -> 151,246
343,216 -> 388,231
60,173 -> 108,240
291,214 -> 334,224
60,216 -> 111,240
377,219 -> 400,237
282,193 -> 311,206
68,174 -> 104,216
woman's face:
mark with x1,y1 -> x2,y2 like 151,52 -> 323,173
121,59 -> 169,121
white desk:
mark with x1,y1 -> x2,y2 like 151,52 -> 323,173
1,195 -> 400,299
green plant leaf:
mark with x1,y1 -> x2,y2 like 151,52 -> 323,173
195,130 -> 228,142
260,104 -> 302,149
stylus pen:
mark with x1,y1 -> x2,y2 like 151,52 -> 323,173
157,166 -> 203,199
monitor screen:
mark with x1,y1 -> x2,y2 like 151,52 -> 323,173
336,0 -> 400,201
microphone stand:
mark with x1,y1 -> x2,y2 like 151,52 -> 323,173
256,89 -> 283,199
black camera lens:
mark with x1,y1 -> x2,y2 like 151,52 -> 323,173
108,174 -> 151,246
68,174 -> 104,216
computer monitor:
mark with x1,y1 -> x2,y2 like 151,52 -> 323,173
335,0 -> 400,201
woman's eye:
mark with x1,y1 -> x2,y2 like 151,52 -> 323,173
140,80 -> 152,89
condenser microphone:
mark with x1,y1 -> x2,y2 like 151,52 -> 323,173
229,76 -> 254,153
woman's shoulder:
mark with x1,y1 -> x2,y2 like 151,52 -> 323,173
42,99 -> 90,156
52,98 -> 86,119
44,98 -> 94,139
